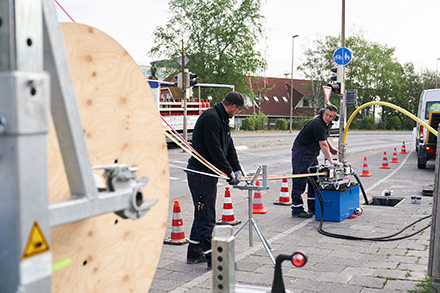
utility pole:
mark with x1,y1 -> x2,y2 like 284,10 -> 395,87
338,0 -> 346,164
290,35 -> 299,133
436,57 -> 439,89
182,40 -> 187,141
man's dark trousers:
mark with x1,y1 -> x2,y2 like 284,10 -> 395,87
186,165 -> 218,266
291,140 -> 320,214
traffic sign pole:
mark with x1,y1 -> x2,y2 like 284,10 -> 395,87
332,47 -> 351,162
339,1 -> 347,164
339,65 -> 346,163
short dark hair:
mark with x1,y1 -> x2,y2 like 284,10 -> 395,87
326,104 -> 338,113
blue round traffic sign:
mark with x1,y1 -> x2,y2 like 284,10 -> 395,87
333,47 -> 352,66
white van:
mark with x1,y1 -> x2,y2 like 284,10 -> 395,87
415,89 -> 440,168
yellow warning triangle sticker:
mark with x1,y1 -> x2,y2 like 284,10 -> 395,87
22,221 -> 50,259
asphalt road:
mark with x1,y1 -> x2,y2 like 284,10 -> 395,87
168,131 -> 414,200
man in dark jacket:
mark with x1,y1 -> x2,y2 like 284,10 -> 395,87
186,91 -> 247,269
291,104 -> 340,218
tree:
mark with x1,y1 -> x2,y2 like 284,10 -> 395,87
297,35 -> 339,111
148,61 -> 158,80
148,0 -> 267,101
402,63 -> 437,114
297,31 -> 409,121
344,32 -> 408,122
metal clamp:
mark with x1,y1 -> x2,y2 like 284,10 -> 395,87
96,164 -> 158,220
49,164 -> 158,226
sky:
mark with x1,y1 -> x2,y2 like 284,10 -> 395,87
55,0 -> 440,79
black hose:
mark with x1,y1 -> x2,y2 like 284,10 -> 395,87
309,177 -> 432,241
353,172 -> 370,205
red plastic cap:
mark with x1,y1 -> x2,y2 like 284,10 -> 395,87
292,252 -> 307,267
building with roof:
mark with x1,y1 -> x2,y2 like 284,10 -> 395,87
237,77 -> 315,130
139,62 -> 317,131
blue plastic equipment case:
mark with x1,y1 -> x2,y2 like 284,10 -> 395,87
315,184 -> 359,222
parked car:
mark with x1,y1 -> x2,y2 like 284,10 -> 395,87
414,89 -> 440,168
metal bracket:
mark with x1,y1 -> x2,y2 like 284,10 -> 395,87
98,164 -> 158,220
49,164 -> 158,226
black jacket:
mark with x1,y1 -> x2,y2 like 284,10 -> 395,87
188,102 -> 241,175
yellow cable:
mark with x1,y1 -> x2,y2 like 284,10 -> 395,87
163,126 -> 227,177
163,127 -> 227,177
343,101 -> 438,145
164,131 -> 229,179
242,172 -> 327,181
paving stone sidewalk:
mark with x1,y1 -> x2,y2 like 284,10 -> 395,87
151,148 -> 435,292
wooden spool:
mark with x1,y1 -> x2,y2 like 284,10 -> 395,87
48,23 -> 169,292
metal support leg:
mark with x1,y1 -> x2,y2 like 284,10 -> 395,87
251,218 -> 276,265
233,166 -> 276,267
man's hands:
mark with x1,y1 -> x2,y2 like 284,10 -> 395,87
330,148 -> 339,156
329,145 -> 340,156
234,170 -> 242,181
228,170 -> 242,185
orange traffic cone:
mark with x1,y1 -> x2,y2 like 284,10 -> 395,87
253,181 -> 267,214
390,147 -> 399,163
164,200 -> 189,245
274,177 -> 292,205
400,141 -> 408,154
217,187 -> 241,226
380,151 -> 391,169
359,156 -> 372,177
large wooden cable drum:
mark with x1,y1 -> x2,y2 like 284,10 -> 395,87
48,23 -> 169,292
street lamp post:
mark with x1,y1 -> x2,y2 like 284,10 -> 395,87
290,35 -> 299,133
436,58 -> 440,89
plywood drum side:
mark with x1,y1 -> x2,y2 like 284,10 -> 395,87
48,23 -> 169,292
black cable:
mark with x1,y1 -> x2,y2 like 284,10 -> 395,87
353,172 -> 370,205
308,177 -> 432,241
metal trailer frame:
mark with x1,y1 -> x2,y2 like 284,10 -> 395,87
0,0 -> 156,291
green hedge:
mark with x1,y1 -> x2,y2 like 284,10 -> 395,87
275,118 -> 288,130
359,116 -> 376,130
240,112 -> 268,131
293,117 -> 312,130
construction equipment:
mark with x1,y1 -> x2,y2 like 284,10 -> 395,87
0,1 -> 168,291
